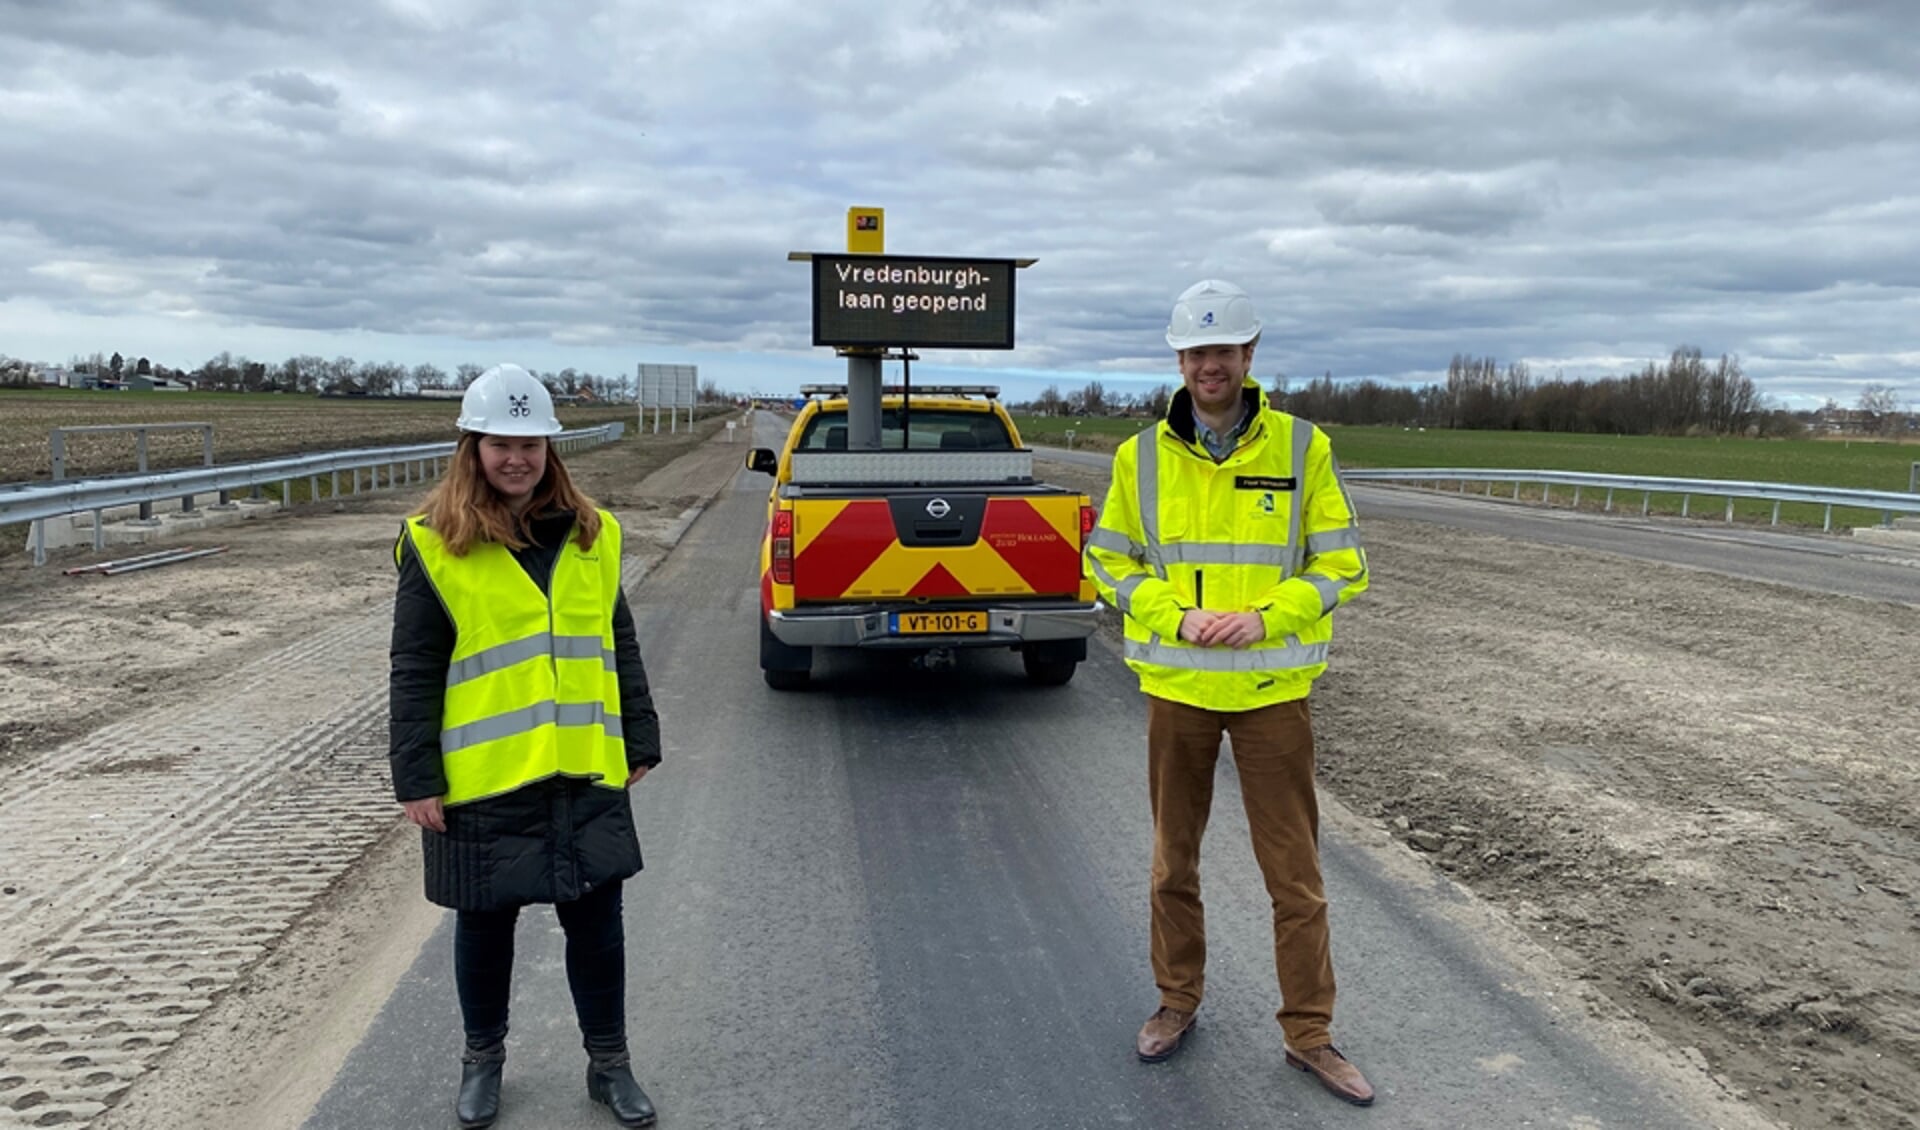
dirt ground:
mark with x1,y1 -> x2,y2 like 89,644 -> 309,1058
0,419 -> 740,772
5,430 -> 1916,1128
0,419 -> 748,1126
1039,458 -> 1920,1130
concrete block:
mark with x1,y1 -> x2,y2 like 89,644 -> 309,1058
25,495 -> 282,555
1849,525 -> 1920,549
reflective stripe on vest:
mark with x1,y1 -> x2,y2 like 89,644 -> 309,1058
1124,636 -> 1329,671
446,633 -> 617,688
404,512 -> 627,805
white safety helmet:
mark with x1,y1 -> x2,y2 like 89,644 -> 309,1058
456,363 -> 563,436
1165,279 -> 1262,351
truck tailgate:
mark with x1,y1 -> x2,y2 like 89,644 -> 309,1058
790,490 -> 1084,601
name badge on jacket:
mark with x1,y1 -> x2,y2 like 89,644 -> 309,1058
1234,475 -> 1297,491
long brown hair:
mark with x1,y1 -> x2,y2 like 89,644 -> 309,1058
416,433 -> 603,556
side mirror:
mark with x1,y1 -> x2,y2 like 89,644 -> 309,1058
746,447 -> 779,475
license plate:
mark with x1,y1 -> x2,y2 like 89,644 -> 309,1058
892,611 -> 988,635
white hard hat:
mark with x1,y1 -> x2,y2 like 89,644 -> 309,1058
456,364 -> 562,436
1165,279 -> 1261,350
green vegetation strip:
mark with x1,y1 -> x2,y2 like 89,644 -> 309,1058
1012,416 -> 1918,530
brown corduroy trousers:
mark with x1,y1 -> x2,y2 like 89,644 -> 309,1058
1147,694 -> 1335,1050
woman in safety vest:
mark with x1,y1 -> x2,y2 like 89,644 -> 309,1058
388,363 -> 661,1129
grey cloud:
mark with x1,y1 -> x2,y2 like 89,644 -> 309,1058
248,71 -> 338,108
1312,173 -> 1554,236
4,0 -> 1919,405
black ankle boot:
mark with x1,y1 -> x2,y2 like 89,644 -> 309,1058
586,1049 -> 657,1128
456,1043 -> 506,1129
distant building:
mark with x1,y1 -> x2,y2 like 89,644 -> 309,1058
1814,406 -> 1878,434
128,374 -> 192,392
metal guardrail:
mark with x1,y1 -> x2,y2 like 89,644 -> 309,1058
2,423 -> 624,564
1342,467 -> 1920,532
51,422 -> 216,482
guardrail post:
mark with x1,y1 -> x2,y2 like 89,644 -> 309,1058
1724,498 -> 1735,523
136,429 -> 154,520
308,475 -> 318,504
331,471 -> 339,499
1605,487 -> 1615,512
1572,485 -> 1582,508
1823,505 -> 1832,532
1771,501 -> 1781,526
1543,483 -> 1551,507
1681,494 -> 1691,518
1642,492 -> 1651,516
92,511 -> 104,553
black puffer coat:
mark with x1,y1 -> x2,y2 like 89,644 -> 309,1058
387,509 -> 660,912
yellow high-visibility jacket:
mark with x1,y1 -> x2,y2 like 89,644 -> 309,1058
1084,382 -> 1367,710
398,511 -> 628,805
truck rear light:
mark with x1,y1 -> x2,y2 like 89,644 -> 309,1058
771,510 -> 795,585
1080,504 -> 1096,542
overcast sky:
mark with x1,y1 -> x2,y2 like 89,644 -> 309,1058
3,0 -> 1917,408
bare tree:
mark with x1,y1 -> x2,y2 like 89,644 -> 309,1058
1858,383 -> 1900,435
1069,381 -> 1109,416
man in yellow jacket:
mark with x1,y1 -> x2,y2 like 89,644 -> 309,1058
1084,279 -> 1373,1106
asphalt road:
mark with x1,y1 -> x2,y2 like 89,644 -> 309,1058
305,420 -> 1756,1129
1037,446 -> 1920,607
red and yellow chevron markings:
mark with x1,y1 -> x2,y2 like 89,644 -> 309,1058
791,497 -> 1082,601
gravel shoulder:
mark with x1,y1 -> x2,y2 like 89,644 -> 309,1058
1037,456 -> 1920,1130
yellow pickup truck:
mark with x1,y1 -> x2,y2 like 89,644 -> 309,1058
744,385 -> 1101,690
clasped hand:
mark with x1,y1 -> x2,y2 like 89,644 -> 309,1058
1178,609 -> 1265,649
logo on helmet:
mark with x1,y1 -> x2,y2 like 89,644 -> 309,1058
1201,311 -> 1215,326
509,394 -> 530,418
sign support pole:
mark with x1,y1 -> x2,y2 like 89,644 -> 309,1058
847,352 -> 882,449
846,206 -> 885,451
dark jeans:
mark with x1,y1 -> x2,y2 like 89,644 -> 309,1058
454,879 -> 628,1055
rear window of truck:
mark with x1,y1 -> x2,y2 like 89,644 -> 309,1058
794,409 -> 1015,452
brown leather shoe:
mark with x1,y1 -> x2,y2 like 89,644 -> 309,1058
1285,1043 -> 1374,1106
1135,1006 -> 1197,1063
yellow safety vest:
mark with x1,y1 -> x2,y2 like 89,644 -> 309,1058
399,511 -> 628,805
1085,389 -> 1368,710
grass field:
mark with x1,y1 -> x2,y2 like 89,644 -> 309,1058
1012,414 -> 1920,530
0,389 -> 697,483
